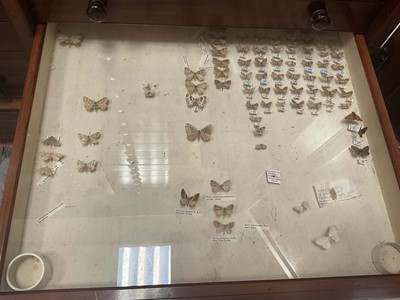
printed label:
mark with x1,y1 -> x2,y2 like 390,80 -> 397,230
37,202 -> 65,223
348,124 -> 361,133
175,209 -> 201,216
205,194 -> 237,201
304,67 -> 314,73
313,178 -> 359,207
291,80 -> 298,85
320,68 -> 328,75
288,54 -> 297,60
258,67 -> 266,73
337,70 -> 346,78
243,79 -> 252,87
275,80 -> 283,86
245,223 -> 270,230
288,67 -> 296,72
273,66 -> 282,72
213,236 -> 238,243
260,79 -> 268,86
273,53 -> 281,59
333,59 -> 342,65
266,170 -> 281,184
241,66 -> 249,72
352,140 -> 363,147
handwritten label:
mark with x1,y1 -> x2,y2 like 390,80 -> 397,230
357,158 -> 367,165
243,79 -> 252,87
213,236 -> 238,243
266,170 -> 281,184
241,66 -> 249,72
275,80 -> 283,86
175,209 -> 201,216
337,70 -> 346,77
352,140 -> 363,147
313,178 -> 359,207
245,223 -> 270,230
205,194 -> 236,201
333,59 -> 342,65
348,123 -> 361,133
288,66 -> 296,72
37,202 -> 65,223
320,68 -> 328,75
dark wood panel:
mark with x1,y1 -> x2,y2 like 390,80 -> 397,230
0,74 -> 27,98
0,22 -> 26,52
0,52 -> 29,76
0,111 -> 17,142
0,2 -> 9,21
28,0 -> 384,32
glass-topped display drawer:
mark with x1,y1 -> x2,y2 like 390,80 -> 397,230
1,23 -> 399,293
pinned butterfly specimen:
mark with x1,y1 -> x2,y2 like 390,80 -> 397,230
338,102 -> 352,109
249,116 -> 262,123
259,86 -> 271,94
252,45 -> 268,55
314,225 -> 340,250
214,67 -> 229,78
237,58 -> 251,67
41,152 -> 64,162
286,72 -> 300,80
291,99 -> 305,109
344,111 -> 363,122
301,60 -> 313,67
236,44 -> 250,53
253,125 -> 266,136
331,64 -> 344,71
255,73 -> 267,80
213,58 -> 229,68
186,94 -> 207,111
209,34 -> 227,45
185,81 -> 207,95
246,101 -> 258,110
77,160 -> 98,173
321,87 -> 337,97
184,67 -> 206,81
42,136 -> 61,147
210,179 -> 231,193
210,45 -> 228,57
318,51 -> 329,57
83,96 -> 109,112
215,79 -> 231,90
271,72 -> 284,81
358,127 -> 368,138
331,50 -> 344,59
307,87 -> 318,94
243,86 -> 256,94
185,123 -> 213,142
317,61 -> 329,68
180,188 -> 200,208
255,144 -> 267,150
214,221 -> 235,235
143,83 -> 157,98
349,145 -> 370,158
286,60 -> 296,67
307,100 -> 322,111
293,201 -> 311,214
336,77 -> 350,85
276,101 -> 286,107
261,100 -> 272,108
339,88 -> 353,98
274,85 -> 288,95
214,204 -> 234,217
291,86 -> 303,95
254,57 -> 267,67
320,74 -> 334,82
240,72 -> 252,80
271,58 -> 283,66
39,166 -> 55,176
269,37 -> 280,45
303,73 -> 316,81
56,32 -> 82,47
77,132 -> 101,146
302,47 -> 313,54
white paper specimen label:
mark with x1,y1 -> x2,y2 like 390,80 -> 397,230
266,170 -> 281,184
37,202 -> 65,223
175,209 -> 201,216
348,123 -> 361,133
313,178 -> 359,207
205,194 -> 236,201
213,236 -> 238,243
244,223 -> 270,230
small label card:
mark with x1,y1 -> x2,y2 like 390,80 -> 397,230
244,223 -> 270,230
313,178 -> 359,207
205,194 -> 236,201
175,209 -> 201,216
266,170 -> 281,184
352,139 -> 363,147
348,123 -> 361,133
37,202 -> 65,223
213,236 -> 238,243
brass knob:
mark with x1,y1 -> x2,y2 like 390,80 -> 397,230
308,1 -> 331,31
86,0 -> 107,23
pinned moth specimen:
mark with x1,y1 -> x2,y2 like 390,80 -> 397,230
143,83 -> 157,98
57,32 -> 82,47
214,79 -> 231,90
253,45 -> 268,55
42,136 -> 61,147
255,143 -> 267,150
338,102 -> 352,109
184,67 -> 206,81
236,44 -> 250,53
318,51 -> 329,57
303,73 -> 316,81
291,86 -> 303,95
254,57 -> 267,67
358,126 -> 368,138
350,145 -> 370,158
210,45 -> 228,57
185,81 -> 207,95
307,86 -> 319,94
293,201 -> 311,214
271,72 -> 284,81
286,60 -> 296,67
180,188 -> 200,208
214,67 -> 229,78
336,77 -> 350,85
329,188 -> 337,200
331,64 -> 344,71
240,72 -> 252,80
339,87 -> 353,98
302,46 -> 313,54
39,166 -> 55,176
237,58 -> 251,67
83,96 -> 109,112
185,123 -> 213,142
274,85 -> 288,95
249,116 -> 262,123
331,50 -> 344,59
214,221 -> 235,235
243,86 -> 256,94
41,152 -> 64,162
271,58 -> 283,66
291,99 -> 305,109
269,37 -> 280,45
344,111 -> 363,122
261,100 -> 272,109
286,47 -> 296,54
286,72 -> 300,80
209,34 -> 227,45
213,58 -> 230,68
271,46 -> 282,53
317,61 -> 329,68
320,74 -> 334,82
308,100 -> 323,111
246,101 -> 258,110
210,179 -> 231,193
77,132 -> 101,146
258,86 -> 270,94
255,73 -> 267,80
276,101 -> 286,107
253,125 -> 266,136
301,60 -> 313,67
321,87 -> 337,97
214,204 -> 234,217
314,225 -> 340,250
77,160 -> 98,173
186,94 -> 207,112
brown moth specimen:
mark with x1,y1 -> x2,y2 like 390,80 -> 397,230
301,60 -> 313,67
237,58 -> 252,67
184,67 -> 206,81
77,132 -> 101,146
236,44 -> 250,53
293,201 -> 311,214
318,51 -> 329,57
57,33 -> 82,47
349,145 -> 370,158
83,97 -> 109,111
214,204 -> 234,217
320,74 -> 334,82
329,188 -> 337,200
39,166 -> 55,176
249,116 -> 262,123
240,72 -> 252,80
210,179 -> 231,193
302,46 -> 313,54
271,58 -> 283,66
41,152 -> 64,162
246,101 -> 258,110
291,86 -> 303,95
143,83 -> 157,98
253,45 -> 268,55
186,94 -> 207,111
255,144 -> 267,150
303,73 -> 316,81
344,111 -> 363,122
331,64 -> 344,71
269,37 -> 280,45
339,87 -> 354,98
317,61 -> 329,68
286,72 -> 300,80
274,85 -> 288,95
214,221 -> 235,235
321,87 -> 337,97
214,68 -> 229,78
307,100 -> 322,110
286,60 -> 296,67
291,99 -> 305,109
358,127 -> 368,138
214,79 -> 231,90
254,57 -> 268,67
254,36 -> 267,44
331,50 -> 344,59
210,45 -> 228,57
286,47 -> 296,54
307,87 -> 319,94
255,73 -> 268,80
42,136 -> 61,147
185,81 -> 207,95
185,123 -> 213,142
259,86 -> 271,94
213,58 -> 230,68
180,188 -> 200,208
276,101 -> 286,107
271,46 -> 282,53
77,160 -> 98,173
261,100 -> 272,108
336,77 -> 350,85
253,125 -> 266,136
338,102 -> 352,109
271,72 -> 284,81
243,86 -> 256,94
